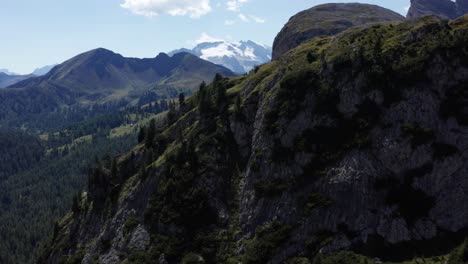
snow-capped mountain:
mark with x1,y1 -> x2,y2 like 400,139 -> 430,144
169,40 -> 272,73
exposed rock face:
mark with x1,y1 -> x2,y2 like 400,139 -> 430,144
407,0 -> 468,19
272,3 -> 404,60
40,15 -> 468,264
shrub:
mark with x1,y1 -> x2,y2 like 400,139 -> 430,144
448,240 -> 468,264
304,193 -> 333,214
307,52 -> 317,64
278,69 -> 318,117
124,216 -> 139,235
242,221 -> 292,264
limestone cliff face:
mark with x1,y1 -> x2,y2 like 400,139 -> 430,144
407,0 -> 468,19
39,15 -> 468,264
271,3 -> 404,60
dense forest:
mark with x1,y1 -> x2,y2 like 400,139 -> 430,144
0,97 -> 177,263
0,131 -> 45,180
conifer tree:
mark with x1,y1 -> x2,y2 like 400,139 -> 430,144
145,119 -> 156,149
179,93 -> 185,106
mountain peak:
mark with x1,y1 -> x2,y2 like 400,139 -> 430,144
169,40 -> 272,73
272,3 -> 404,59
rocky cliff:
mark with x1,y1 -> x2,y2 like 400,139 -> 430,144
272,3 -> 404,60
39,13 -> 468,264
407,0 -> 468,19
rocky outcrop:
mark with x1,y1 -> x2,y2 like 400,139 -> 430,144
407,0 -> 468,19
272,3 -> 404,60
40,14 -> 468,264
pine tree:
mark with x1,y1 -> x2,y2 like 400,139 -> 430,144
178,93 -> 185,106
145,119 -> 156,149
215,78 -> 227,110
138,125 -> 146,143
167,100 -> 177,124
198,81 -> 211,114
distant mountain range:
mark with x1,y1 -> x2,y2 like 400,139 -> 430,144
0,69 -> 19,75
0,73 -> 35,88
0,65 -> 57,88
0,48 -> 235,131
169,40 -> 272,73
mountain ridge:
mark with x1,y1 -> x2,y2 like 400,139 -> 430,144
272,3 -> 405,60
0,48 -> 235,131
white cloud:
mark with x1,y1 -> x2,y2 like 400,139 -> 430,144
196,33 -> 225,44
250,15 -> 265,23
121,0 -> 212,18
227,0 -> 249,12
225,19 -> 235,26
235,14 -> 265,23
238,13 -> 249,22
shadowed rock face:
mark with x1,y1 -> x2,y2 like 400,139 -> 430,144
407,0 -> 468,19
272,3 -> 404,60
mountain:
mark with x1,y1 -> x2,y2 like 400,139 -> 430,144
31,64 -> 57,76
407,0 -> 468,19
0,69 -> 18,75
0,48 -> 235,131
272,3 -> 405,60
39,10 -> 468,264
0,66 -> 54,88
0,72 -> 34,88
169,40 -> 272,73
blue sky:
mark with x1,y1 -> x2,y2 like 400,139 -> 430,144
0,0 -> 410,74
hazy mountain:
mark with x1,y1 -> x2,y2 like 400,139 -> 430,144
0,65 -> 57,87
169,40 -> 272,73
40,7 -> 468,264
0,72 -> 34,88
0,69 -> 19,75
272,3 -> 404,59
31,64 -> 57,76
